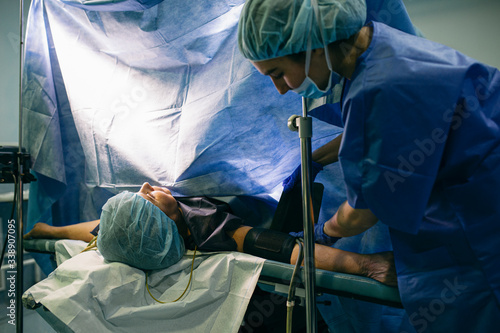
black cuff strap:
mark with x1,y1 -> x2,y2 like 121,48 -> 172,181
243,228 -> 297,263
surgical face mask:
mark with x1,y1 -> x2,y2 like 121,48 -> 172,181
293,68 -> 341,99
292,0 -> 342,99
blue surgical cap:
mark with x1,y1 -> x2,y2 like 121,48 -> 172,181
238,0 -> 367,61
97,191 -> 185,270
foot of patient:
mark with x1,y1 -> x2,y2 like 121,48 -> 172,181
362,251 -> 397,287
23,222 -> 57,240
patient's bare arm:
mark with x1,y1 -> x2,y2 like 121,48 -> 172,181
291,244 -> 397,286
227,226 -> 397,286
24,220 -> 100,243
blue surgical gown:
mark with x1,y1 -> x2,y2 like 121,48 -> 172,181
340,21 -> 500,332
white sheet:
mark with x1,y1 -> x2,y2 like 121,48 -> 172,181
23,240 -> 265,333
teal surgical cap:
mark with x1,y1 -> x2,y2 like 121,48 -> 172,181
238,0 -> 367,61
97,191 -> 185,270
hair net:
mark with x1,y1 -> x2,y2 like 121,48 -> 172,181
97,191 -> 185,270
238,0 -> 367,61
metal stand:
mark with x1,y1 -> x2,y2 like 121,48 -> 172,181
17,0 -> 26,332
15,156 -> 25,333
287,97 -> 317,333
0,148 -> 34,333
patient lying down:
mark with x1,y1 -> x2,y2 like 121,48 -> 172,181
24,182 -> 397,286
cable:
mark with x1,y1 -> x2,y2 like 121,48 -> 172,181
286,239 -> 304,333
81,235 -> 98,253
0,173 -> 18,269
146,246 -> 197,304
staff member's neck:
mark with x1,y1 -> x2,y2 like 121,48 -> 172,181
330,25 -> 373,80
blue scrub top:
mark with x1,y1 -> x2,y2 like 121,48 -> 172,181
341,21 -> 500,331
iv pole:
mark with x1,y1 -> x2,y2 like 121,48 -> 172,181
288,97 -> 317,333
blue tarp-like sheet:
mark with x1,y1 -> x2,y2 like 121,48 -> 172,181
22,0 -> 344,259
22,0 -> 410,331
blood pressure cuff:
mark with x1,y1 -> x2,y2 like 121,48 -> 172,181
243,228 -> 297,263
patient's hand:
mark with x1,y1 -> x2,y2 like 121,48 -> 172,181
24,222 -> 56,240
362,251 -> 398,287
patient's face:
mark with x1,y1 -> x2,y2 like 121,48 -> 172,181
137,182 -> 181,223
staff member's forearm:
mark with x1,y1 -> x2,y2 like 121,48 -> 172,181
312,133 -> 343,166
324,201 -> 378,237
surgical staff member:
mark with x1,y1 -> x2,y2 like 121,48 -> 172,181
238,0 -> 500,332
283,0 -> 422,245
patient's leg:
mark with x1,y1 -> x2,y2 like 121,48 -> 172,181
228,226 -> 397,286
24,220 -> 100,243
